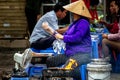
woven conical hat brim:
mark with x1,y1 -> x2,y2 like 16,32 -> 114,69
63,0 -> 92,18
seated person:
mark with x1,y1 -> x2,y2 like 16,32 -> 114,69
42,0 -> 92,80
102,18 -> 120,60
29,2 -> 68,50
101,0 -> 120,59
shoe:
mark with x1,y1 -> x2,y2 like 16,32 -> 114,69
63,59 -> 78,70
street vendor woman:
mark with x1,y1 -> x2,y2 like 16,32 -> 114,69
42,0 -> 92,79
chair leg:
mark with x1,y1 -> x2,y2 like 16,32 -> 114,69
80,64 -> 87,80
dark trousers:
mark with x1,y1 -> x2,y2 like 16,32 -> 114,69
30,36 -> 56,50
46,53 -> 91,80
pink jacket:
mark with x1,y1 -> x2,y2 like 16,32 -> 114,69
108,23 -> 120,41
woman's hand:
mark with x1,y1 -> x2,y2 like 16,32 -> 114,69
55,33 -> 63,39
102,34 -> 108,39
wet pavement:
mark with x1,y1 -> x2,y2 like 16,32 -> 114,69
0,48 -> 120,80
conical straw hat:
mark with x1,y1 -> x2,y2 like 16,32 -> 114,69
63,0 -> 92,18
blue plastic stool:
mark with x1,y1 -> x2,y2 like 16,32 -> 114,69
28,64 -> 47,77
11,77 -> 29,80
31,47 -> 54,53
80,64 -> 87,80
92,39 -> 99,58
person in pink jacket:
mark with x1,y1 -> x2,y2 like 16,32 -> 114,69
102,18 -> 120,60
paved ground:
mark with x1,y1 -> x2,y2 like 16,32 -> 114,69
0,48 -> 120,80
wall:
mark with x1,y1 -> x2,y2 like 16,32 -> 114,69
0,0 -> 28,39
0,0 -> 29,48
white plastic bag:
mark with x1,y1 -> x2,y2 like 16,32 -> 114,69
52,39 -> 66,54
